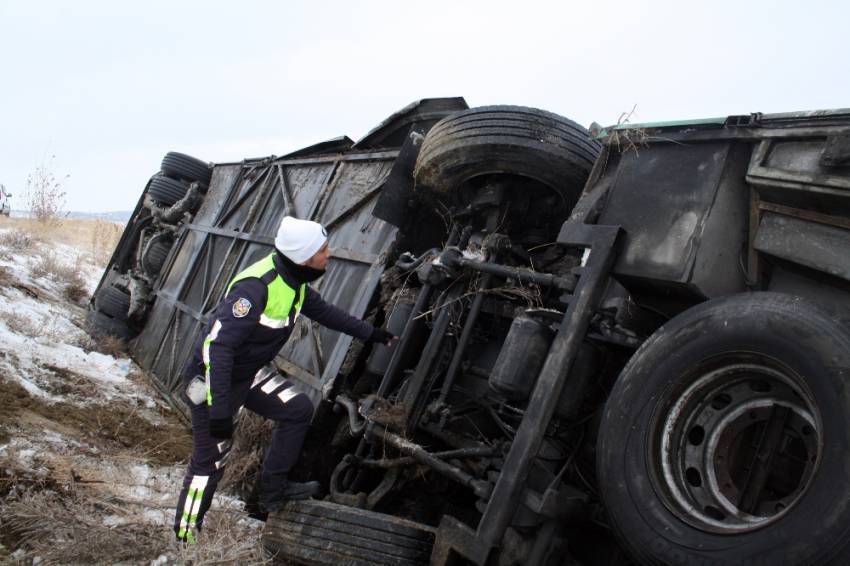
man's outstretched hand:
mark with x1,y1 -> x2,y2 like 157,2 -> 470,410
369,327 -> 398,347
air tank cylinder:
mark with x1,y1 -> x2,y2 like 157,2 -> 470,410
489,315 -> 553,401
366,294 -> 423,376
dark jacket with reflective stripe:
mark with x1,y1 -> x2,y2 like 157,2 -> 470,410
189,252 -> 374,420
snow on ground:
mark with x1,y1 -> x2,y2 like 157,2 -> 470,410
0,228 -> 157,410
0,222 -> 266,564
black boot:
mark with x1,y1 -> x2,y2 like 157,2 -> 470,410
259,475 -> 321,513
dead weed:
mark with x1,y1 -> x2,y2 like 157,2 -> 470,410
0,230 -> 37,253
0,266 -> 12,286
0,217 -> 123,268
0,311 -> 63,341
1,490 -> 171,564
30,249 -> 77,280
219,412 -> 273,496
77,333 -> 127,357
0,488 -> 268,565
88,219 -> 123,265
0,311 -> 41,338
0,452 -> 267,565
29,249 -> 89,303
40,364 -> 92,397
0,451 -> 64,500
0,377 -> 191,465
607,126 -> 650,155
63,275 -> 88,303
368,398 -> 410,434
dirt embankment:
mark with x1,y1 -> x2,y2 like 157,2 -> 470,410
0,218 -> 267,564
0,372 -> 191,467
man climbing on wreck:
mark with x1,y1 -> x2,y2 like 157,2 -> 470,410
174,215 -> 396,543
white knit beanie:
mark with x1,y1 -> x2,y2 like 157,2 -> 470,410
274,216 -> 328,264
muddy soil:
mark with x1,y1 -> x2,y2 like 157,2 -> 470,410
0,373 -> 191,465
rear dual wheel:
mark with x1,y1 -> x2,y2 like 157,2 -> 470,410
161,151 -> 212,186
598,293 -> 850,565
414,105 -> 600,210
95,285 -> 131,321
142,238 -> 172,275
85,310 -> 134,341
147,175 -> 187,207
147,152 -> 211,207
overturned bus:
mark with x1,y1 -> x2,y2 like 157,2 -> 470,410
89,98 -> 850,565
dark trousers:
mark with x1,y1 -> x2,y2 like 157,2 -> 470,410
173,369 -> 314,542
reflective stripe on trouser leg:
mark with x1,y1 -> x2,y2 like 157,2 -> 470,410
261,375 -> 287,395
253,371 -> 301,405
214,438 -> 232,470
251,365 -> 288,395
174,438 -> 231,541
177,475 -> 208,543
174,390 -> 244,542
278,385 -> 300,403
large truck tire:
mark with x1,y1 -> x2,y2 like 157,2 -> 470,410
597,293 -> 850,565
85,310 -> 134,341
142,238 -> 172,275
413,105 -> 600,208
95,285 -> 131,321
147,175 -> 187,207
161,151 -> 212,186
263,499 -> 435,565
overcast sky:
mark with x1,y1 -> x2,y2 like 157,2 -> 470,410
1,0 -> 847,212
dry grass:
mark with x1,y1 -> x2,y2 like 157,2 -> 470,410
219,412 -> 274,497
179,512 -> 271,565
63,275 -> 88,303
29,249 -> 90,303
0,311 -> 65,342
607,126 -> 650,155
0,446 -> 267,564
0,311 -> 41,338
0,378 -> 197,563
0,217 -> 115,303
0,215 -> 272,564
78,317 -> 131,354
0,487 -> 268,565
603,104 -> 651,157
88,219 -> 124,265
0,229 -> 37,253
0,216 -> 123,267
0,452 -> 63,499
0,266 -> 12,286
77,332 -> 128,357
1,490 -> 174,564
0,215 -> 292,564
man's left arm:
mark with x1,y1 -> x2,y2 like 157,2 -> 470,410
301,286 -> 393,344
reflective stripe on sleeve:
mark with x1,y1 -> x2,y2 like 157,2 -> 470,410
259,313 -> 290,329
202,320 -> 222,406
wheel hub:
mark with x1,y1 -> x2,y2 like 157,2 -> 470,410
655,356 -> 821,533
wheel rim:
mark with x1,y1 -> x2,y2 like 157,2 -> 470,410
652,354 -> 821,534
